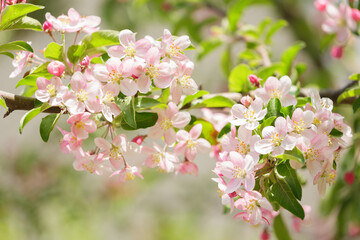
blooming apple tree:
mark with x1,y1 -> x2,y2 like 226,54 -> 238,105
0,0 -> 359,239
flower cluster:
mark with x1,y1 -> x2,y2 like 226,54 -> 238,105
212,75 -> 352,226
315,0 -> 360,58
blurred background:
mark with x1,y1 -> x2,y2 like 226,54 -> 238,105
0,0 -> 359,239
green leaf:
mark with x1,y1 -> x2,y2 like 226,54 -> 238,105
0,97 -> 7,110
273,214 -> 292,240
39,113 -> 61,142
157,88 -> 170,104
353,97 -> 360,113
259,116 -> 276,132
227,0 -> 252,32
265,20 -> 288,44
277,147 -> 305,165
221,47 -> 232,77
349,73 -> 360,81
81,30 -> 119,57
329,128 -> 343,137
266,98 -> 281,118
116,96 -> 136,129
256,63 -> 285,80
281,41 -> 306,75
197,38 -> 222,60
16,73 -> 52,88
296,97 -> 311,107
19,103 -> 50,134
0,3 -> 44,30
31,62 -> 50,74
228,64 -> 253,92
217,123 -> 231,140
0,52 -> 14,58
0,40 -> 33,53
277,161 -> 302,200
134,97 -> 160,110
67,45 -> 82,64
181,90 -> 209,108
44,42 -> 63,61
268,179 -> 305,219
192,96 -> 235,108
192,119 -> 217,145
338,86 -> 360,103
120,112 -> 158,130
2,16 -> 42,31
281,105 -> 295,117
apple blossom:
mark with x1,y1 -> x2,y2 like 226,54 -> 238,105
230,98 -> 267,130
35,76 -> 67,106
47,60 -> 65,77
142,143 -> 178,172
67,112 -> 97,139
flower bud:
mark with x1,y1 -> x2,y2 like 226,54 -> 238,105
43,21 -> 53,32
47,61 -> 65,77
260,229 -> 270,240
179,161 -> 198,176
314,0 -> 327,12
131,135 -> 146,145
331,45 -> 343,59
240,96 -> 253,107
352,9 -> 360,22
248,74 -> 260,87
80,56 -> 90,68
344,171 -> 355,185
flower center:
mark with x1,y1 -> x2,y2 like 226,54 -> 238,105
304,148 -> 319,161
146,65 -> 159,79
293,119 -> 305,134
76,89 -> 88,102
125,46 -> 136,58
243,109 -> 255,120
232,166 -> 247,179
75,120 -> 85,129
271,133 -> 282,147
167,43 -> 180,57
313,117 -> 322,126
103,91 -> 115,103
109,145 -> 124,161
186,139 -> 197,150
179,75 -> 191,88
82,161 -> 95,174
235,140 -> 249,155
108,69 -> 122,84
271,89 -> 282,99
245,199 -> 258,212
46,84 -> 56,97
324,170 -> 336,185
125,171 -> 135,181
160,118 -> 172,130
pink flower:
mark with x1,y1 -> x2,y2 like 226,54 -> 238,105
67,112 -> 97,139
73,150 -> 109,175
95,134 -> 138,169
169,60 -> 198,104
255,117 -> 297,156
292,205 -> 311,232
287,108 -> 314,135
9,51 -> 33,78
58,127 -> 82,154
178,161 -> 198,176
331,45 -> 343,59
99,85 -> 121,122
67,8 -> 101,34
240,96 -> 253,107
47,60 -> 65,77
148,102 -> 191,145
42,21 -> 53,32
142,143 -> 178,172
218,151 -> 257,193
35,76 -> 67,106
201,108 -> 230,132
161,29 -> 191,61
234,190 -> 273,225
174,124 -> 211,161
314,0 -> 328,12
254,76 -> 297,107
309,88 -> 333,112
230,98 -> 267,130
110,166 -> 144,183
313,161 -> 336,196
108,29 -> 151,60
80,56 -> 90,69
352,8 -> 360,22
45,11 -> 80,33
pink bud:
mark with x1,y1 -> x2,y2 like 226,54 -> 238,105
314,0 -> 327,12
248,74 -> 260,87
179,161 -> 198,176
331,45 -> 343,59
80,56 -> 90,68
352,9 -> 360,22
43,21 -> 53,32
228,192 -> 237,198
260,229 -> 270,240
344,171 -> 355,185
131,135 -> 146,145
47,61 -> 65,77
240,96 -> 253,107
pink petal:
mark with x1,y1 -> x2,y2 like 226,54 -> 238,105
119,29 -> 135,46
189,124 -> 202,139
172,112 -> 191,128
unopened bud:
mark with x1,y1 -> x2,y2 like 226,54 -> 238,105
47,61 -> 65,77
261,229 -> 270,240
344,171 -> 355,185
314,0 -> 327,12
240,96 -> 253,107
80,56 -> 90,68
131,135 -> 146,145
331,45 -> 343,59
352,8 -> 360,22
248,74 -> 260,87
43,21 -> 53,32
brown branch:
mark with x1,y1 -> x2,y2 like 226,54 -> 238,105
0,90 -> 62,118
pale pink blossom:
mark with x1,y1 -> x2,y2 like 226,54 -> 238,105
67,112 -> 97,139
201,108 -> 230,132
58,127 -> 82,154
47,60 -> 65,77
110,166 -> 144,183
254,76 -> 297,107
142,143 -> 178,172
45,11 -> 81,33
314,0 -> 328,12
67,8 -> 101,34
218,151 -> 257,193
292,205 -> 311,232
73,150 -> 110,175
161,29 -> 191,61
9,51 -> 33,78
108,29 -> 151,60
234,190 -> 273,225
148,102 -> 191,145
255,117 -> 297,156
240,96 -> 253,107
313,160 -> 336,196
231,98 -> 267,130
174,124 -> 211,161
287,108 -> 314,135
212,175 -> 235,212
99,85 -> 121,122
35,76 -> 67,106
352,8 -> 360,22
178,161 -> 198,176
309,88 -> 334,112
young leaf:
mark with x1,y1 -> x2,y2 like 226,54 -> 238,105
81,30 -> 119,57
192,119 -> 218,145
268,179 -> 305,219
134,97 -> 160,110
0,40 -> 33,53
0,3 -> 44,30
221,47 -> 232,77
338,86 -> 360,103
197,38 -> 222,60
120,112 -> 158,130
265,20 -> 288,44
44,42 -> 63,61
296,97 -> 311,107
0,52 -> 14,58
281,41 -> 306,75
67,45 -> 82,64
277,147 -> 305,165
2,16 -> 42,31
227,0 -> 252,32
192,96 -> 235,108
329,128 -> 343,137
276,161 -> 302,200
259,116 -> 276,132
266,98 -> 281,118
116,96 -> 136,129
228,64 -> 253,92
40,113 -> 61,142
217,123 -> 231,140
0,97 -> 7,110
16,73 -> 52,88
181,90 -> 209,108
349,73 -> 360,81
273,214 -> 292,240
19,103 -> 51,134
353,97 -> 360,113
256,63 -> 285,80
